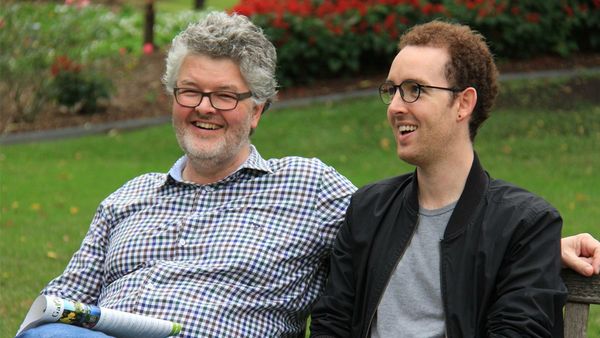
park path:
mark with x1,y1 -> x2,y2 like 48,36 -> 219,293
1,67 -> 599,146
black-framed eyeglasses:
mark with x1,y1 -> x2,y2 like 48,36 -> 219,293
378,80 -> 464,104
173,87 -> 253,111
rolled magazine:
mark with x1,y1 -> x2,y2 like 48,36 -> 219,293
17,295 -> 182,337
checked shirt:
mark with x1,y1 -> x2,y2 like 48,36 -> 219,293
41,146 -> 356,337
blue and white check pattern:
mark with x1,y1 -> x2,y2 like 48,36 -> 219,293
41,146 -> 356,337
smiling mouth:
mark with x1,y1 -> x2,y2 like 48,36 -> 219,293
192,121 -> 220,130
398,125 -> 417,135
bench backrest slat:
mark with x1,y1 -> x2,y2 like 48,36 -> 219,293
561,268 -> 600,338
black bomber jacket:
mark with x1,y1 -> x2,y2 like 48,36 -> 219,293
310,154 -> 567,338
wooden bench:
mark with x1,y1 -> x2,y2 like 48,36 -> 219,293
561,269 -> 600,338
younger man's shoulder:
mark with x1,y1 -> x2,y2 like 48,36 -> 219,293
488,178 -> 559,216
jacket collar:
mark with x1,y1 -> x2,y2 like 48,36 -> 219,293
405,152 -> 489,238
444,152 -> 489,239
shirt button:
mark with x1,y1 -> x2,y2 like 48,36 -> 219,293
147,282 -> 155,290
179,239 -> 186,246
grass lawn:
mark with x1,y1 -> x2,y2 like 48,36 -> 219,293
1,92 -> 599,336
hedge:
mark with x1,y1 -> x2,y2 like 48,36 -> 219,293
230,0 -> 600,86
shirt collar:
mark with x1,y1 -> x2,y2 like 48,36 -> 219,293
165,145 -> 273,185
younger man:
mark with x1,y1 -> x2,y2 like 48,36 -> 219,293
310,20 -> 568,337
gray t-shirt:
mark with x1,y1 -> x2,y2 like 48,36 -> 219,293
371,202 -> 456,338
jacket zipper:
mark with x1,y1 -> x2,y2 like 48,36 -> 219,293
364,216 -> 420,337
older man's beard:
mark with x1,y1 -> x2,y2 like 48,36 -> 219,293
173,115 -> 253,171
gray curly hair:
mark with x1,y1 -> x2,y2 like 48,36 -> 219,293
162,11 -> 278,105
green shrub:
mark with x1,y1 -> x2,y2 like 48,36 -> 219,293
48,56 -> 113,114
0,2 -> 217,130
231,0 -> 600,87
1,1 -> 598,128
0,3 -> 138,128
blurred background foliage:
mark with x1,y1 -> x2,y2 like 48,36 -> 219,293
232,0 -> 600,85
1,0 -> 599,129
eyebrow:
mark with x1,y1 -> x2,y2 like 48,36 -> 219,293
177,80 -> 241,91
386,77 -> 434,86
384,78 -> 413,84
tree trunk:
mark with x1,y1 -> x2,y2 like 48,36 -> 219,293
143,1 -> 155,47
194,0 -> 205,10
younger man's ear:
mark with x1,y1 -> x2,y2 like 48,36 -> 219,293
457,87 -> 477,121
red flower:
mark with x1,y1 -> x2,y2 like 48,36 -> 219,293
466,0 -> 476,10
335,1 -> 349,14
352,1 -> 368,16
50,55 -> 81,77
316,0 -> 335,17
51,65 -> 60,77
325,20 -> 343,35
495,3 -> 506,14
511,6 -> 520,15
77,0 -> 90,8
230,4 -> 253,16
373,22 -> 383,34
297,0 -> 312,16
525,12 -> 540,23
255,1 -> 274,14
422,3 -> 434,15
143,42 -> 154,55
422,3 -> 444,15
272,15 -> 289,29
384,13 -> 394,28
563,5 -> 574,17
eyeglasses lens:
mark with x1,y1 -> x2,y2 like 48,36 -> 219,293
400,82 -> 420,103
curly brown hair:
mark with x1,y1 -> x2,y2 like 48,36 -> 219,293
399,20 -> 499,141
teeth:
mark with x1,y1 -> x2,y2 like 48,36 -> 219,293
398,125 -> 417,133
193,122 -> 219,130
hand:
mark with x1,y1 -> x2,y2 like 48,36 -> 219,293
561,233 -> 600,277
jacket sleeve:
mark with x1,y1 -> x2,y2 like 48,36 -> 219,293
486,205 -> 567,337
310,200 -> 357,338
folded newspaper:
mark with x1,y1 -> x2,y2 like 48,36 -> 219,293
17,295 -> 182,337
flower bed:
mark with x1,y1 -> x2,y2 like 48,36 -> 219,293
231,0 -> 600,86
1,0 -> 599,133
0,2 -> 207,131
